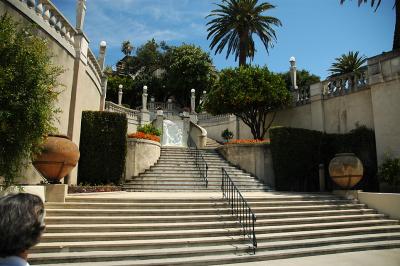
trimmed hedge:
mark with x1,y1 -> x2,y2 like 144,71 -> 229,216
78,111 -> 127,185
270,126 -> 378,192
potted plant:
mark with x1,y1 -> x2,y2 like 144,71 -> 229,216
221,129 -> 234,143
329,153 -> 364,189
32,135 -> 80,184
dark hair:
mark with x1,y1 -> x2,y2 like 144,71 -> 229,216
0,193 -> 45,257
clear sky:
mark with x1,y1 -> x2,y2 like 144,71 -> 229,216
52,0 -> 394,79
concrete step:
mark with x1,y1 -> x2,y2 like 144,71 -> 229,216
28,239 -> 400,265
45,202 -> 229,209
38,224 -> 400,244
45,208 -> 229,216
33,231 -> 400,254
44,213 -> 384,226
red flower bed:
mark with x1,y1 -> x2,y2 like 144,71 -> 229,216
128,132 -> 160,142
225,139 -> 270,145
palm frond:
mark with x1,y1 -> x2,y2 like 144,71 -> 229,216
206,0 -> 281,65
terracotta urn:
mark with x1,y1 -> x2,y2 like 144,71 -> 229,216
33,135 -> 80,183
329,153 -> 364,189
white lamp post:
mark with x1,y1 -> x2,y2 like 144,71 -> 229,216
191,88 -> 196,113
118,84 -> 123,105
289,56 -> 299,102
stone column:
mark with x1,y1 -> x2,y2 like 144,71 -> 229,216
66,30 -> 89,185
154,110 -> 164,141
118,85 -> 123,105
310,82 -> 325,132
289,56 -> 299,103
167,98 -> 173,111
98,41 -> 107,111
140,85 -> 150,126
149,97 -> 155,110
142,86 -> 148,111
76,0 -> 86,32
190,89 -> 196,114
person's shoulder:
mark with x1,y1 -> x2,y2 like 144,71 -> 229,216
0,256 -> 29,266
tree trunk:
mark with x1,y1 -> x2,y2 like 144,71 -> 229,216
393,1 -> 400,50
239,31 -> 247,67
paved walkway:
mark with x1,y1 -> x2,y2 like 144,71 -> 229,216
230,248 -> 400,266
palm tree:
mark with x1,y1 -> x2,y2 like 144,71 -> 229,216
206,0 -> 282,66
329,51 -> 367,77
121,40 -> 133,56
340,0 -> 400,50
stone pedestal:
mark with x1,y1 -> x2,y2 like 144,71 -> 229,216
45,184 -> 68,203
140,111 -> 150,126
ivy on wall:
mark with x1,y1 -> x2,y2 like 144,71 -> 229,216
269,126 -> 378,192
78,111 -> 127,185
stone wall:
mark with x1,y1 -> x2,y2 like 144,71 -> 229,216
217,143 -> 275,187
1,0 -> 107,185
125,138 -> 161,179
201,51 -> 400,165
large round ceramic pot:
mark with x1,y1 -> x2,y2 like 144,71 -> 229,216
33,135 -> 80,183
329,153 -> 364,189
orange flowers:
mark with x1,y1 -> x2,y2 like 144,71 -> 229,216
128,132 -> 161,142
225,139 -> 270,145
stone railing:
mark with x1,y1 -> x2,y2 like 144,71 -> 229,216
323,66 -> 368,98
292,86 -> 311,106
87,48 -> 103,85
105,101 -> 139,120
198,113 -> 233,123
10,0 -> 77,49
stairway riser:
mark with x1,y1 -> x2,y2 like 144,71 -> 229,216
30,234 -> 400,256
27,241 -> 400,265
44,213 -> 382,225
46,201 -> 356,209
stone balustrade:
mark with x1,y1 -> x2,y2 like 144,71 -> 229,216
87,48 -> 103,85
105,101 -> 139,120
18,0 -> 77,47
197,113 -> 233,123
323,66 -> 368,98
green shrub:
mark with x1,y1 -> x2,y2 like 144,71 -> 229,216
78,111 -> 127,185
137,124 -> 161,136
269,126 -> 378,192
269,127 -> 323,191
221,129 -> 234,142
0,14 -> 62,186
378,156 -> 400,187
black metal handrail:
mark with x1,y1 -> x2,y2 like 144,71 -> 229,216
221,168 -> 257,254
188,136 -> 208,188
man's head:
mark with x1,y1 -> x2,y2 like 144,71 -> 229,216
0,193 -> 45,257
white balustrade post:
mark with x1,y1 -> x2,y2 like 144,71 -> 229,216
118,84 -> 123,105
142,86 -> 148,111
191,89 -> 196,114
76,0 -> 87,32
167,98 -> 173,111
289,56 -> 299,102
98,41 -> 107,71
150,97 -> 155,110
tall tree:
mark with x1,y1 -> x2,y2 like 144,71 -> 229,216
340,0 -> 400,50
164,44 -> 216,107
206,0 -> 282,66
329,51 -> 367,77
205,66 -> 291,139
121,40 -> 134,56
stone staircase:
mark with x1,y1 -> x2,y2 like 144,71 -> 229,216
29,192 -> 400,265
205,137 -> 222,149
123,147 -> 270,191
